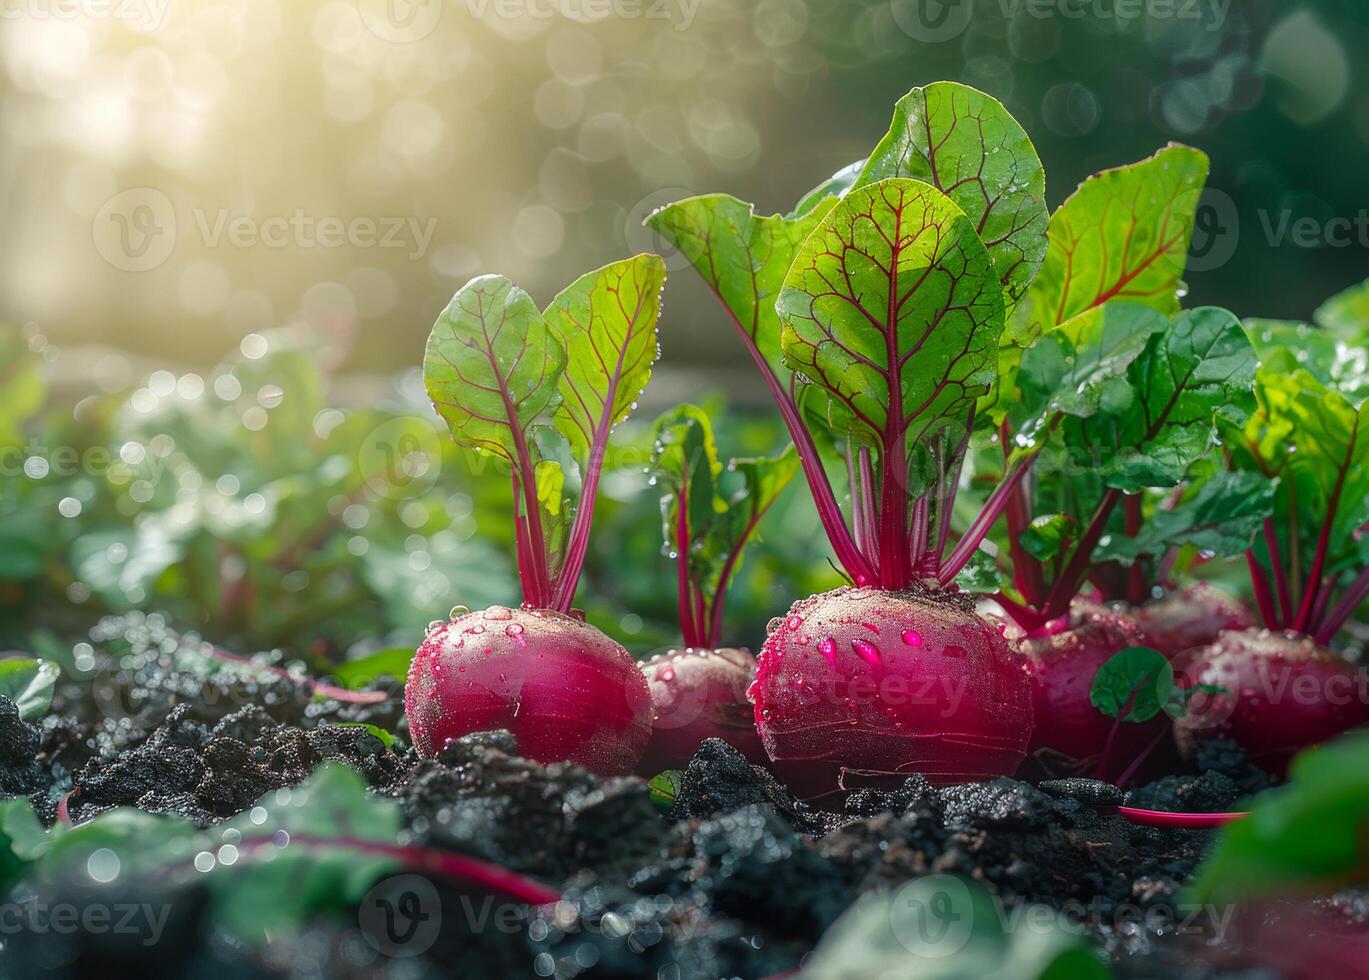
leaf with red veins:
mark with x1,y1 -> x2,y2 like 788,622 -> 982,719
645,194 -> 835,388
423,275 -> 565,462
545,253 -> 666,462
777,178 -> 1004,461
1029,143 -> 1208,332
855,80 -> 1048,316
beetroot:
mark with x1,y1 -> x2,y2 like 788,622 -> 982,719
1014,600 -> 1166,781
1136,583 -> 1255,657
636,647 -> 765,775
1173,629 -> 1369,775
406,606 -> 651,775
409,257 -> 665,773
753,587 -> 1033,800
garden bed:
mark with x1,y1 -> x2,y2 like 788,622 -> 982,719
1,613 -> 1357,979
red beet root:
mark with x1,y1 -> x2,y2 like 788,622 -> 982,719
1015,601 -> 1168,781
1136,583 -> 1255,657
1174,628 -> 1369,775
635,647 -> 766,775
406,606 -> 653,776
752,586 -> 1033,801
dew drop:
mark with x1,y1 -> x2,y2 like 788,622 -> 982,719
817,637 -> 837,665
902,630 -> 923,647
851,639 -> 881,664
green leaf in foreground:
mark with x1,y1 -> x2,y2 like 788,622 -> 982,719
1190,731 -> 1369,905
0,657 -> 59,720
803,874 -> 1108,980
32,763 -> 403,942
1314,276 -> 1369,342
855,80 -> 1048,314
1090,647 -> 1172,723
647,770 -> 681,810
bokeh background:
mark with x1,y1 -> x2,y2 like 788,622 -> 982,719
4,0 -> 1368,374
2,0 -> 1368,665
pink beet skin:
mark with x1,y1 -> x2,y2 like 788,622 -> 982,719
635,647 -> 766,776
752,586 -> 1033,801
1136,583 -> 1256,657
405,605 -> 652,776
1015,600 -> 1168,781
1174,628 -> 1369,775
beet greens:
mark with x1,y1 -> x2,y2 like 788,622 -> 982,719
649,404 -> 797,648
424,254 -> 665,610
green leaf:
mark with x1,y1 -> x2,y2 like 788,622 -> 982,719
1064,306 -> 1257,493
34,763 -> 404,943
1090,646 -> 1173,723
423,274 -> 566,462
546,253 -> 666,462
1314,276 -> 1369,342
331,647 -> 414,688
1000,144 -> 1209,407
651,404 -> 798,600
954,546 -> 1006,593
804,875 -> 1108,980
777,178 -> 1004,463
1012,303 -> 1169,442
1019,514 -> 1077,563
854,80 -> 1048,315
1190,731 -> 1369,905
1276,373 -> 1369,545
1028,144 -> 1208,334
1245,318 -> 1369,405
335,722 -> 396,748
0,657 -> 59,720
1094,471 -> 1275,565
645,194 -> 836,389
790,159 -> 865,219
647,770 -> 681,809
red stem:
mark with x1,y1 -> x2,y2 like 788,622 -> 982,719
1245,550 -> 1280,629
234,835 -> 559,905
1294,454 -> 1351,632
1114,806 -> 1247,830
727,309 -> 873,583
1264,518 -> 1292,629
1042,488 -> 1123,621
938,449 -> 1041,587
707,508 -> 769,649
674,481 -> 702,648
1315,567 -> 1369,645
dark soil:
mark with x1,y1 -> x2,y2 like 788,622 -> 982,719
0,614 -> 1357,979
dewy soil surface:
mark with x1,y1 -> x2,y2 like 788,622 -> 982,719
1,614 -> 1361,978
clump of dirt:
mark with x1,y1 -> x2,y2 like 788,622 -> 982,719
0,614 -> 1337,978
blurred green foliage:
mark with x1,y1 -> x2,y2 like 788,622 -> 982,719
0,323 -> 838,662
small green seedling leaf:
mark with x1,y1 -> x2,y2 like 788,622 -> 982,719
330,647 -> 413,688
335,722 -> 396,748
647,770 -> 681,810
1090,647 -> 1173,724
0,657 -> 59,720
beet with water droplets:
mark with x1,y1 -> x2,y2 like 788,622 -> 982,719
405,605 -> 652,776
752,586 -> 1033,801
1135,583 -> 1256,657
1173,628 -> 1369,775
1015,600 -> 1169,781
635,647 -> 765,776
